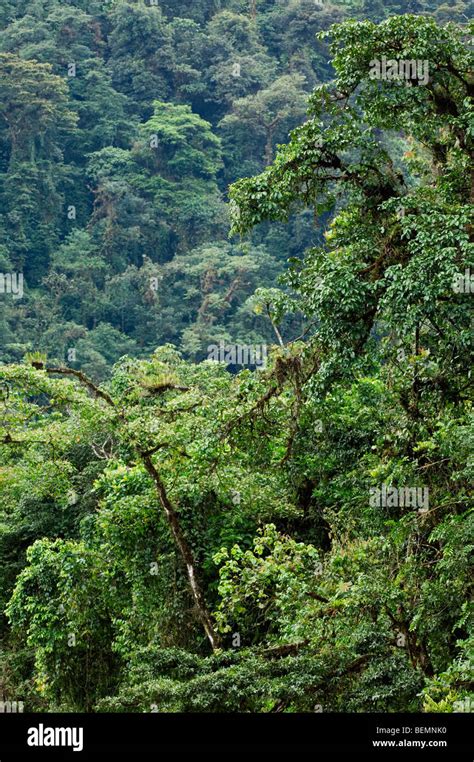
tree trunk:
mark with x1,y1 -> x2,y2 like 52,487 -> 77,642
140,452 -> 221,652
44,365 -> 221,653
264,127 -> 274,166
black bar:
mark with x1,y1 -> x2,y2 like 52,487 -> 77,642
0,713 -> 471,758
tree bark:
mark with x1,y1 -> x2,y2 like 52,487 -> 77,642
140,453 -> 221,651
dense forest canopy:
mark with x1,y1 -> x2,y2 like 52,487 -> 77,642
0,0 -> 472,715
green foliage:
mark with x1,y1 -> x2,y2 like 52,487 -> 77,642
0,5 -> 472,716
6,538 -> 118,710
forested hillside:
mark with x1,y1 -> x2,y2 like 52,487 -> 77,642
0,0 -> 471,373
0,1 -> 473,714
